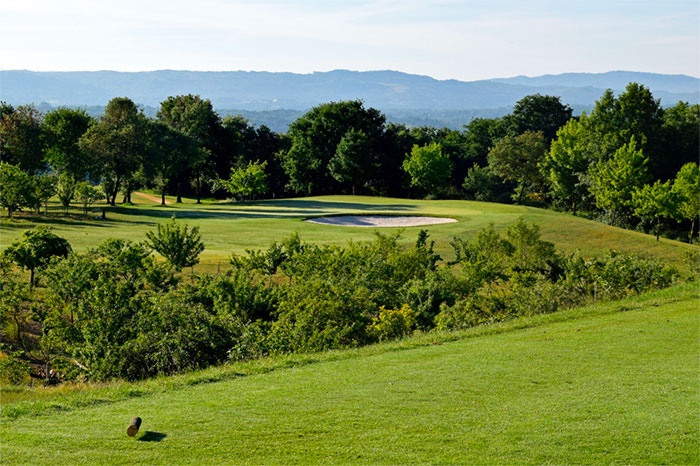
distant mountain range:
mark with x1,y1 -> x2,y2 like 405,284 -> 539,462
2,70 -> 697,131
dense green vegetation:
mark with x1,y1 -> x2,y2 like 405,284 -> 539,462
1,284 -> 697,464
1,208 -> 686,384
1,83 -> 698,241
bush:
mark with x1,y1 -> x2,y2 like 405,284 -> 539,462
145,216 -> 205,270
0,351 -> 31,385
368,304 -> 417,341
561,251 -> 679,299
434,292 -> 509,331
683,249 -> 700,281
398,269 -> 461,328
121,291 -> 229,380
506,278 -> 581,317
270,280 -> 374,353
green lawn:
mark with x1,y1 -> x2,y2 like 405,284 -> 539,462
1,283 -> 698,464
1,195 -> 695,273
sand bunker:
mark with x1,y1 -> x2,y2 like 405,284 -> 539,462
304,215 -> 457,227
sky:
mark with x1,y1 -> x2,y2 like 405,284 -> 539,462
1,0 -> 698,81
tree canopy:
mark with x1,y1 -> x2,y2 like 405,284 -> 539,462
402,142 -> 453,195
2,227 -> 72,287
79,98 -> 147,205
487,130 -> 547,204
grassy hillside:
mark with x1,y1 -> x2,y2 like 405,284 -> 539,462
1,195 -> 695,274
1,283 -> 697,464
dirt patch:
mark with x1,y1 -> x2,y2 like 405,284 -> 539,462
134,192 -> 171,205
304,215 -> 457,227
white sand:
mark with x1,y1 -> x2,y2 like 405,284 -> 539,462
304,215 -> 457,227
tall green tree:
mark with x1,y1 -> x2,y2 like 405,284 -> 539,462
218,160 -> 268,202
487,131 -> 547,204
672,162 -> 700,240
632,180 -> 679,241
0,104 -> 45,173
461,117 -> 510,167
402,142 -> 453,195
541,117 -> 595,215
328,129 -> 375,195
282,100 -> 385,195
144,120 -> 202,205
0,163 -> 34,218
583,84 -> 665,179
79,98 -> 147,206
41,107 -> 94,179
589,138 -> 649,217
510,94 -> 573,143
158,95 -> 222,203
33,173 -> 57,215
662,102 -> 700,179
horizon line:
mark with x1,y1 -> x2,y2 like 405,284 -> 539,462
2,69 -> 699,82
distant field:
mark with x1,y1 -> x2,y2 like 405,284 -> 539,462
1,283 -> 697,464
1,195 -> 695,274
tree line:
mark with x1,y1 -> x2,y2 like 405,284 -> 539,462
1,83 -> 698,241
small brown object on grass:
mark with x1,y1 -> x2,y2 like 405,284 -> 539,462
127,417 -> 142,437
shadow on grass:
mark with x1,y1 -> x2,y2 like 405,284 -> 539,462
0,213 -> 157,229
220,199 -> 417,212
137,431 -> 167,442
115,199 -> 419,221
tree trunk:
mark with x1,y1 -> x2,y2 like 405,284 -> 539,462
571,199 -> 577,217
517,186 -> 525,205
690,218 -> 696,242
655,216 -> 660,241
161,186 -> 166,206
111,175 -> 121,206
176,181 -> 183,203
196,177 -> 201,204
29,268 -> 35,290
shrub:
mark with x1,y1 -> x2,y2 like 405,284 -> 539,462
684,249 -> 700,281
368,304 -> 417,341
506,278 -> 581,317
398,269 -> 462,328
434,292 -> 509,331
183,271 -> 277,323
0,351 -> 31,385
145,216 -> 205,270
121,291 -> 228,380
270,280 -> 374,353
595,251 -> 677,298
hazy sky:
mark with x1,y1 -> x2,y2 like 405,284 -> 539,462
2,0 -> 698,80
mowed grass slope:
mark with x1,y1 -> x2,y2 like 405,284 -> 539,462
1,195 -> 695,273
1,284 -> 698,464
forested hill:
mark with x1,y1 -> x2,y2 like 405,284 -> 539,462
3,69 -> 698,111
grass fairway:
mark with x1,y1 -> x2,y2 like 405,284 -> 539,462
1,195 -> 695,273
1,284 -> 698,464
